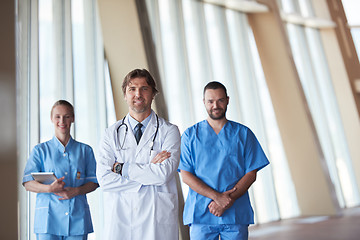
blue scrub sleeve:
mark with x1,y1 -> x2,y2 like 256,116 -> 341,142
84,146 -> 98,184
178,130 -> 195,173
244,128 -> 269,173
23,146 -> 43,183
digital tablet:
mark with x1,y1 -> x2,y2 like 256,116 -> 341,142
31,172 -> 57,184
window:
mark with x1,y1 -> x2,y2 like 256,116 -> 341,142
18,0 -> 112,239
280,0 -> 360,207
342,0 -> 360,61
145,0 -> 300,223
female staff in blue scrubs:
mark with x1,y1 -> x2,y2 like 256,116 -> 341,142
22,100 -> 98,240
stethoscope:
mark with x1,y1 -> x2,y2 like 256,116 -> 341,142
116,114 -> 159,152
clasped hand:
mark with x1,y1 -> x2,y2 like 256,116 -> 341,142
208,188 -> 236,217
49,176 -> 78,200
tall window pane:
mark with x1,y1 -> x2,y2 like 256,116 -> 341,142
182,0 -> 211,122
71,0 -> 106,239
39,0 -> 65,142
281,0 -> 360,208
342,0 -> 360,60
204,4 -> 241,121
21,0 -> 107,239
157,0 -> 193,132
145,0 -> 299,223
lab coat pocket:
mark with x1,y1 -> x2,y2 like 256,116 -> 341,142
156,192 -> 177,224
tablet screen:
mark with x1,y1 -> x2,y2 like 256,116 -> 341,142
31,172 -> 57,184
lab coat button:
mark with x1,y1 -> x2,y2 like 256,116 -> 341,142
63,153 -> 66,157
65,212 -> 69,215
65,172 -> 68,175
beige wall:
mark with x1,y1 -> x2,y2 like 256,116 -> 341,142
0,0 -> 18,238
326,0 -> 360,116
249,0 -> 360,214
97,0 -> 149,120
97,1 -> 189,238
7,0 -> 360,238
323,0 -> 360,198
249,0 -> 340,215
96,0 -> 360,219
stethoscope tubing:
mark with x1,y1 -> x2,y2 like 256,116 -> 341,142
116,114 -> 159,151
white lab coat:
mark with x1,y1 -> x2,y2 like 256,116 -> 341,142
97,111 -> 180,240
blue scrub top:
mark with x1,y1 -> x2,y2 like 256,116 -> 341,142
179,120 -> 269,225
23,136 -> 98,236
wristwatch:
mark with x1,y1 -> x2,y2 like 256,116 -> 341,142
115,163 -> 124,175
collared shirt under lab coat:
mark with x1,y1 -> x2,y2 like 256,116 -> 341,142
97,111 -> 181,240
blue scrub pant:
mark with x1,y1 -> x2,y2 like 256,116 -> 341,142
36,234 -> 88,240
190,224 -> 248,240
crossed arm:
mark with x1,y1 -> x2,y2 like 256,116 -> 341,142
180,169 -> 257,217
24,177 -> 98,200
112,150 -> 171,173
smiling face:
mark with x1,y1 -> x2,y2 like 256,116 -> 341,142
51,104 -> 74,137
124,77 -> 155,119
203,88 -> 229,120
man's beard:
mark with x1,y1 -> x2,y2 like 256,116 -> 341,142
130,97 -> 149,113
131,105 -> 148,114
208,108 -> 226,120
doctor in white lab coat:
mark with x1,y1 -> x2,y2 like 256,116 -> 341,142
97,69 -> 181,240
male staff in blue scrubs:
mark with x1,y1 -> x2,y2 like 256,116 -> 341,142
179,81 -> 269,240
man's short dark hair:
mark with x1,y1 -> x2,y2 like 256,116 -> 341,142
203,81 -> 228,97
122,69 -> 159,96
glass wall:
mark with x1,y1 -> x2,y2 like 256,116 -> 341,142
279,0 -> 360,207
342,0 -> 360,60
145,0 -> 300,223
18,0 -> 113,239
18,0 -> 360,238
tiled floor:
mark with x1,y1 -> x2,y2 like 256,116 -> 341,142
249,207 -> 360,240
